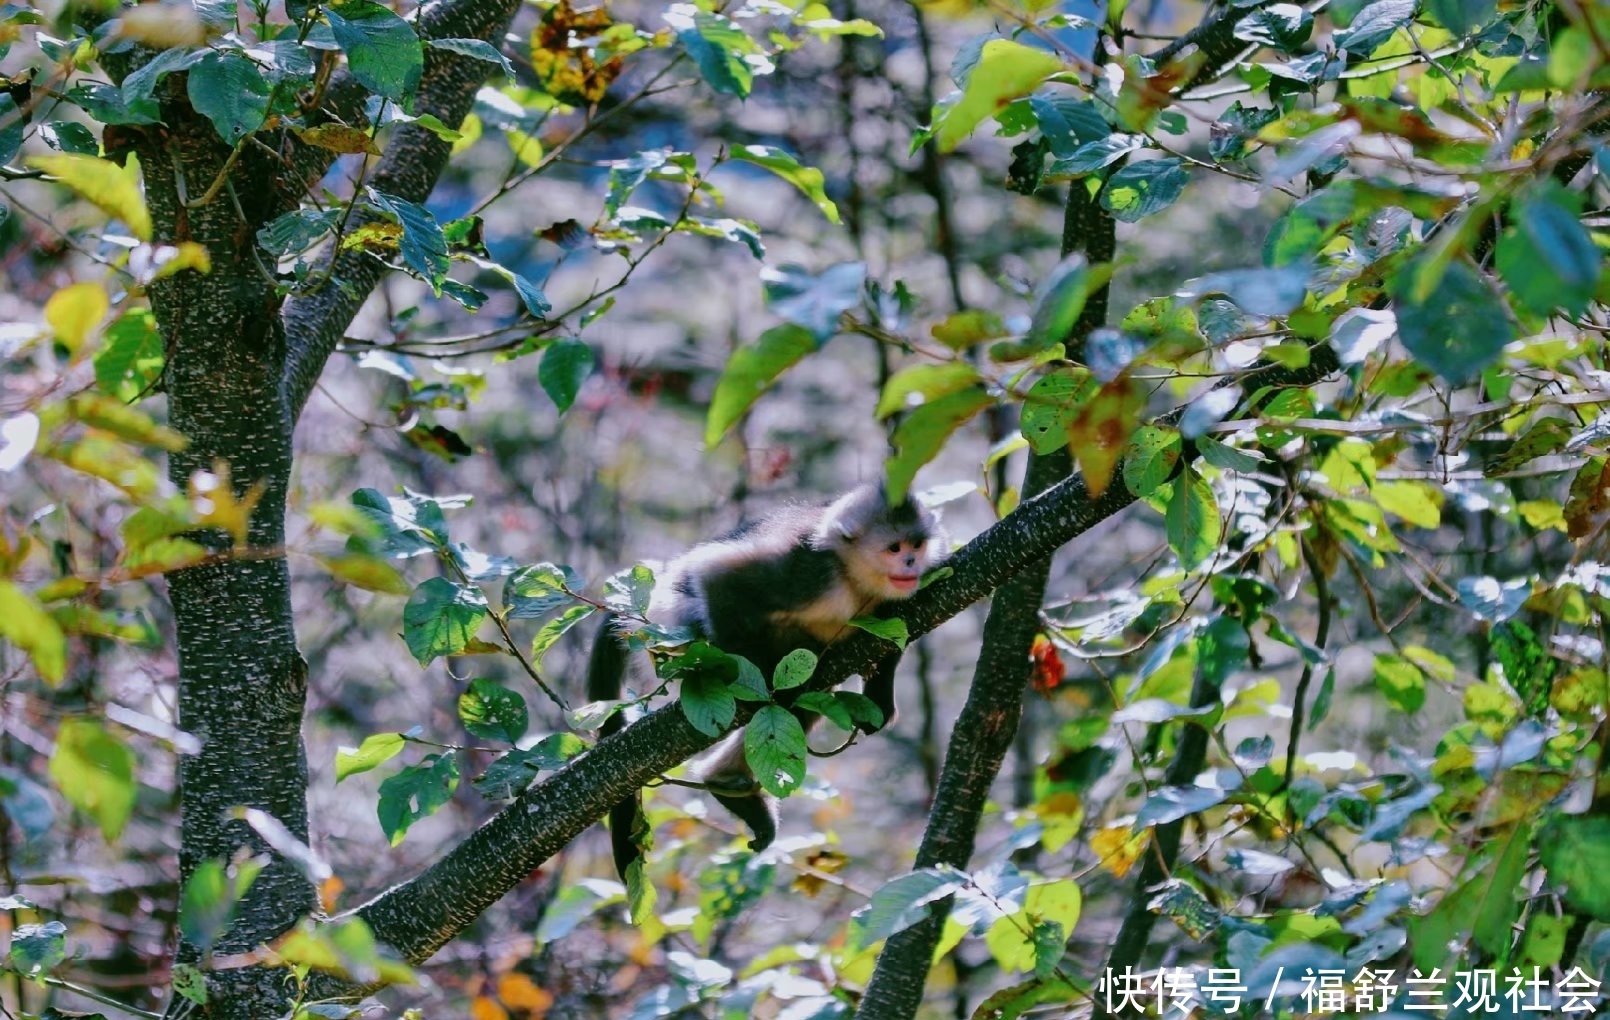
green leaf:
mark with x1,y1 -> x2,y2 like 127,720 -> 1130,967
1165,467 -> 1220,570
1390,258 -> 1514,385
503,562 -> 583,619
1027,254 -> 1093,350
533,878 -> 625,944
1123,425 -> 1182,498
187,51 -> 271,144
257,207 -> 341,257
530,604 -> 595,666
7,921 -> 67,977
1100,159 -> 1188,223
93,309 -> 164,401
848,615 -> 909,649
40,119 -> 97,155
875,362 -> 983,419
458,678 -> 529,743
1372,654 -> 1426,713
180,857 -> 262,956
854,868 -> 965,948
426,37 -> 514,80
730,144 -> 840,223
834,690 -> 886,731
793,691 -> 854,730
935,38 -> 1063,152
368,190 -> 448,290
1333,0 -> 1415,56
1497,194 -> 1601,317
472,733 -> 588,799
1020,366 -> 1097,456
886,386 -> 993,501
120,46 -> 206,104
335,732 -> 405,782
538,339 -> 594,413
705,324 -> 818,447
772,648 -> 817,691
680,672 -> 737,737
601,564 -> 654,617
402,577 -> 488,664
377,753 -> 459,846
1425,0 -> 1495,34
1541,816 -> 1610,921
0,580 -> 67,685
326,0 -> 423,106
48,717 -> 136,841
1049,133 -> 1143,175
350,487 -> 454,558
676,10 -> 758,98
744,704 -> 807,797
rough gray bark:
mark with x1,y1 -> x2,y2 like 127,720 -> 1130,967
96,1 -> 520,1015
854,151 -> 1118,1020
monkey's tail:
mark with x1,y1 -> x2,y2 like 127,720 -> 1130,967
586,617 -> 648,880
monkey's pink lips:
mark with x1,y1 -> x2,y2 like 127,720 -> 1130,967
889,574 -> 920,592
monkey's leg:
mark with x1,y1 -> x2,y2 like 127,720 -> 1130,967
586,620 -> 650,879
858,652 -> 901,733
695,732 -> 779,852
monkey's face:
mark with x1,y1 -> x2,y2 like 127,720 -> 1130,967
853,531 -> 929,602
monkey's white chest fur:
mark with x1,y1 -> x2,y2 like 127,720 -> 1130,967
768,584 -> 868,645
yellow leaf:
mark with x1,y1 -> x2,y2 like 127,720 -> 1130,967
497,972 -> 554,1014
27,154 -> 153,240
0,580 -> 67,685
45,282 -> 110,354
1089,823 -> 1148,878
293,123 -> 382,155
317,553 -> 410,595
189,463 -> 264,548
121,537 -> 211,578
68,392 -> 187,451
148,242 -> 213,281
471,996 -> 510,1020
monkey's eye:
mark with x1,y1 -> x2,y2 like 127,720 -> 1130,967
886,541 -> 903,554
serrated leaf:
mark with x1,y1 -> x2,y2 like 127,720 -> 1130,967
402,577 -> 488,664
459,678 -> 529,743
48,717 -> 135,841
326,0 -> 423,106
1068,378 -> 1145,498
188,51 -> 271,144
744,704 -> 807,797
1497,194 -> 1601,318
538,339 -> 594,413
335,732 -> 405,782
1020,366 -> 1097,455
368,190 -> 448,290
1540,816 -> 1610,922
705,324 -> 817,446
1390,258 -> 1513,385
680,672 -> 737,737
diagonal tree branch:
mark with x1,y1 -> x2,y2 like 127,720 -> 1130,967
342,341 -> 1340,973
281,0 -> 523,420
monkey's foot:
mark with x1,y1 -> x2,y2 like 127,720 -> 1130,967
709,786 -> 779,852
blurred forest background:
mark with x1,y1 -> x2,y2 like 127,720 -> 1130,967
3,0 -> 1610,1018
